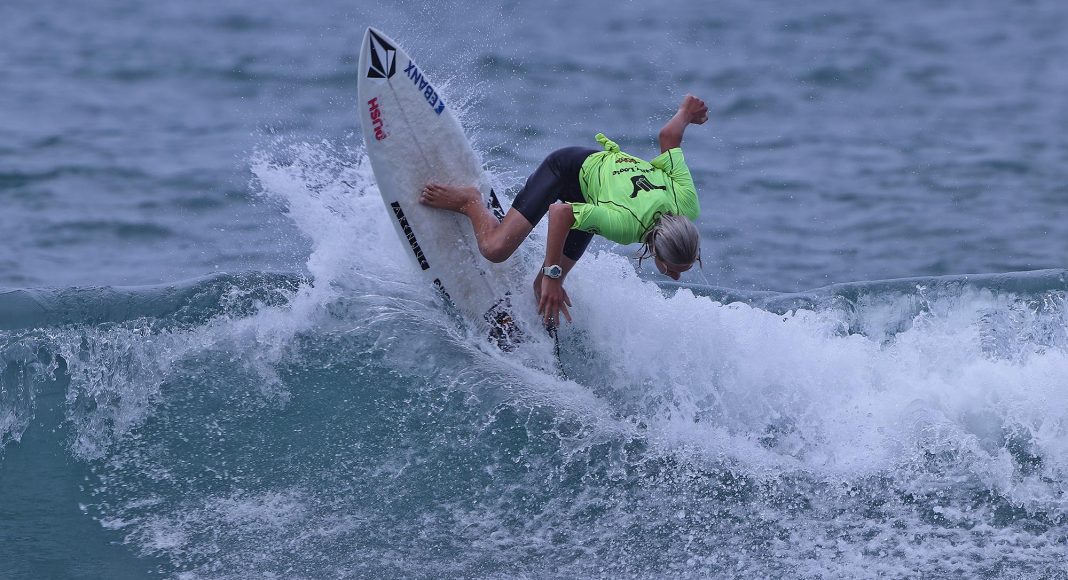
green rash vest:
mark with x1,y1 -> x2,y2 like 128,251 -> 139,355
570,133 -> 700,245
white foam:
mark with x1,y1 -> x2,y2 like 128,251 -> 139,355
559,251 -> 1068,514
246,138 -> 1068,519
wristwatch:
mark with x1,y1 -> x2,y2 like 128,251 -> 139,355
542,264 -> 563,279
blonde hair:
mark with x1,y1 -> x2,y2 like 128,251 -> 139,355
636,213 -> 701,268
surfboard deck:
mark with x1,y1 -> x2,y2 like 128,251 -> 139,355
357,27 -> 520,350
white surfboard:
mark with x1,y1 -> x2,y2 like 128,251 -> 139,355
357,27 -> 520,349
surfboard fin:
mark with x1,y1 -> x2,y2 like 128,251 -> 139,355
488,189 -> 506,223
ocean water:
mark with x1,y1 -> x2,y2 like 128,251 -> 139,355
3,0 -> 1068,578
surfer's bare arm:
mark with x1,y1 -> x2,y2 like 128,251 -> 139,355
533,255 -> 576,314
537,203 -> 575,325
659,94 -> 708,153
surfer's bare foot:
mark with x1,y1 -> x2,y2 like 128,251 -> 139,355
419,183 -> 480,214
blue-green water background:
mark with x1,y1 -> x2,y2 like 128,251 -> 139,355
3,0 -> 1068,577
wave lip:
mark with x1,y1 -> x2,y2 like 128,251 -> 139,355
664,268 -> 1068,311
0,271 -> 302,331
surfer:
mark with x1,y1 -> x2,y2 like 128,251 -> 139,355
420,94 -> 708,326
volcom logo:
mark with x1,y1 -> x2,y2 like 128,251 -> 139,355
367,31 -> 396,79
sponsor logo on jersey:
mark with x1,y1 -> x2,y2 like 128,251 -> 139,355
630,175 -> 667,198
390,202 -> 429,270
367,97 -> 388,141
366,31 -> 396,79
402,61 -> 446,115
611,165 -> 655,177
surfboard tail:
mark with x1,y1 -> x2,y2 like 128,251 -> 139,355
484,294 -> 523,352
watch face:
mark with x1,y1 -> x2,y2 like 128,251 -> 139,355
545,265 -> 562,278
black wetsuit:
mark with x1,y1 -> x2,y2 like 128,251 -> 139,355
509,146 -> 599,261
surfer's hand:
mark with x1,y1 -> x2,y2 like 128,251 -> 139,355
679,95 -> 708,125
533,271 -> 569,303
538,277 -> 572,327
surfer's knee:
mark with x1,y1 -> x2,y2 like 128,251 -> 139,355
481,237 -> 519,263
482,245 -> 514,263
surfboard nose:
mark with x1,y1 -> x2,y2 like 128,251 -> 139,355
362,27 -> 399,81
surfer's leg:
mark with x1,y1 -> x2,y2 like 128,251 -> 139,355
468,207 -> 535,263
511,147 -> 598,224
420,183 -> 534,263
468,146 -> 594,263
512,147 -> 596,267
420,146 -> 596,264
